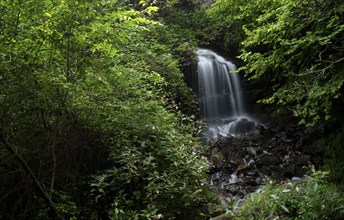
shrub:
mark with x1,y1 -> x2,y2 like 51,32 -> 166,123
231,171 -> 344,219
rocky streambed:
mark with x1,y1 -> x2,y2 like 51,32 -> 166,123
206,121 -> 325,211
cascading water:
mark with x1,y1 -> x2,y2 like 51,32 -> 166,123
196,48 -> 256,138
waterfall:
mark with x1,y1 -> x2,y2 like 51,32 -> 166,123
196,48 -> 255,138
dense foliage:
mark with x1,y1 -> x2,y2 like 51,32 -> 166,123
0,0 -> 214,219
208,0 -> 344,126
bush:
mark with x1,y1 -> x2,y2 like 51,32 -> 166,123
88,102 -> 215,219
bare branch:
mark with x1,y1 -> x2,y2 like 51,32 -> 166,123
0,129 -> 64,220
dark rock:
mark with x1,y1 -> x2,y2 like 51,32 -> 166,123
296,137 -> 303,148
282,165 -> 296,179
276,132 -> 295,143
268,165 -> 286,179
303,126 -> 318,135
257,124 -> 273,136
249,133 -> 267,145
301,135 -> 314,146
236,190 -> 246,199
271,144 -> 288,154
303,142 -> 324,155
257,154 -> 281,165
226,185 -> 239,194
246,171 -> 259,177
206,117 -> 325,212
256,174 -> 267,184
245,147 -> 257,157
293,155 -> 311,165
229,118 -> 255,134
295,167 -> 311,177
261,166 -> 272,175
241,175 -> 259,186
286,123 -> 298,133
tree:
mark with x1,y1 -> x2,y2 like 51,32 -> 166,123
208,0 -> 344,126
0,0 -> 213,219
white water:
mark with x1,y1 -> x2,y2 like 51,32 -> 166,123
196,48 -> 255,138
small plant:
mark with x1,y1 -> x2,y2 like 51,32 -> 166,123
230,171 -> 344,219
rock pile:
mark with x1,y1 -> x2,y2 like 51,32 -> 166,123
207,123 -> 324,207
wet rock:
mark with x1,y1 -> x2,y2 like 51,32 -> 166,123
257,154 -> 281,165
245,147 -> 257,157
229,118 -> 256,134
227,185 -> 239,194
210,148 -> 224,168
276,133 -> 295,143
296,137 -> 303,148
268,165 -> 295,179
300,135 -> 314,147
255,124 -> 273,136
303,126 -> 319,135
255,173 -> 267,184
207,120 -> 325,211
283,165 -> 296,178
303,142 -> 324,156
236,190 -> 246,199
261,166 -> 272,176
228,173 -> 240,184
271,144 -> 288,154
241,175 -> 259,186
286,123 -> 298,133
295,167 -> 311,177
249,133 -> 267,145
293,155 -> 311,166
268,165 -> 288,179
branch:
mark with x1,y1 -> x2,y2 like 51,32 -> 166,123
0,129 -> 64,220
324,57 -> 344,64
299,57 -> 344,77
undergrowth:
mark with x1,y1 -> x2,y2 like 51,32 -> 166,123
224,171 -> 344,219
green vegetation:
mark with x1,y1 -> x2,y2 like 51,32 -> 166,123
1,0 -> 344,219
208,0 -> 344,126
223,171 -> 344,219
0,0 -> 214,219
206,0 -> 344,186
